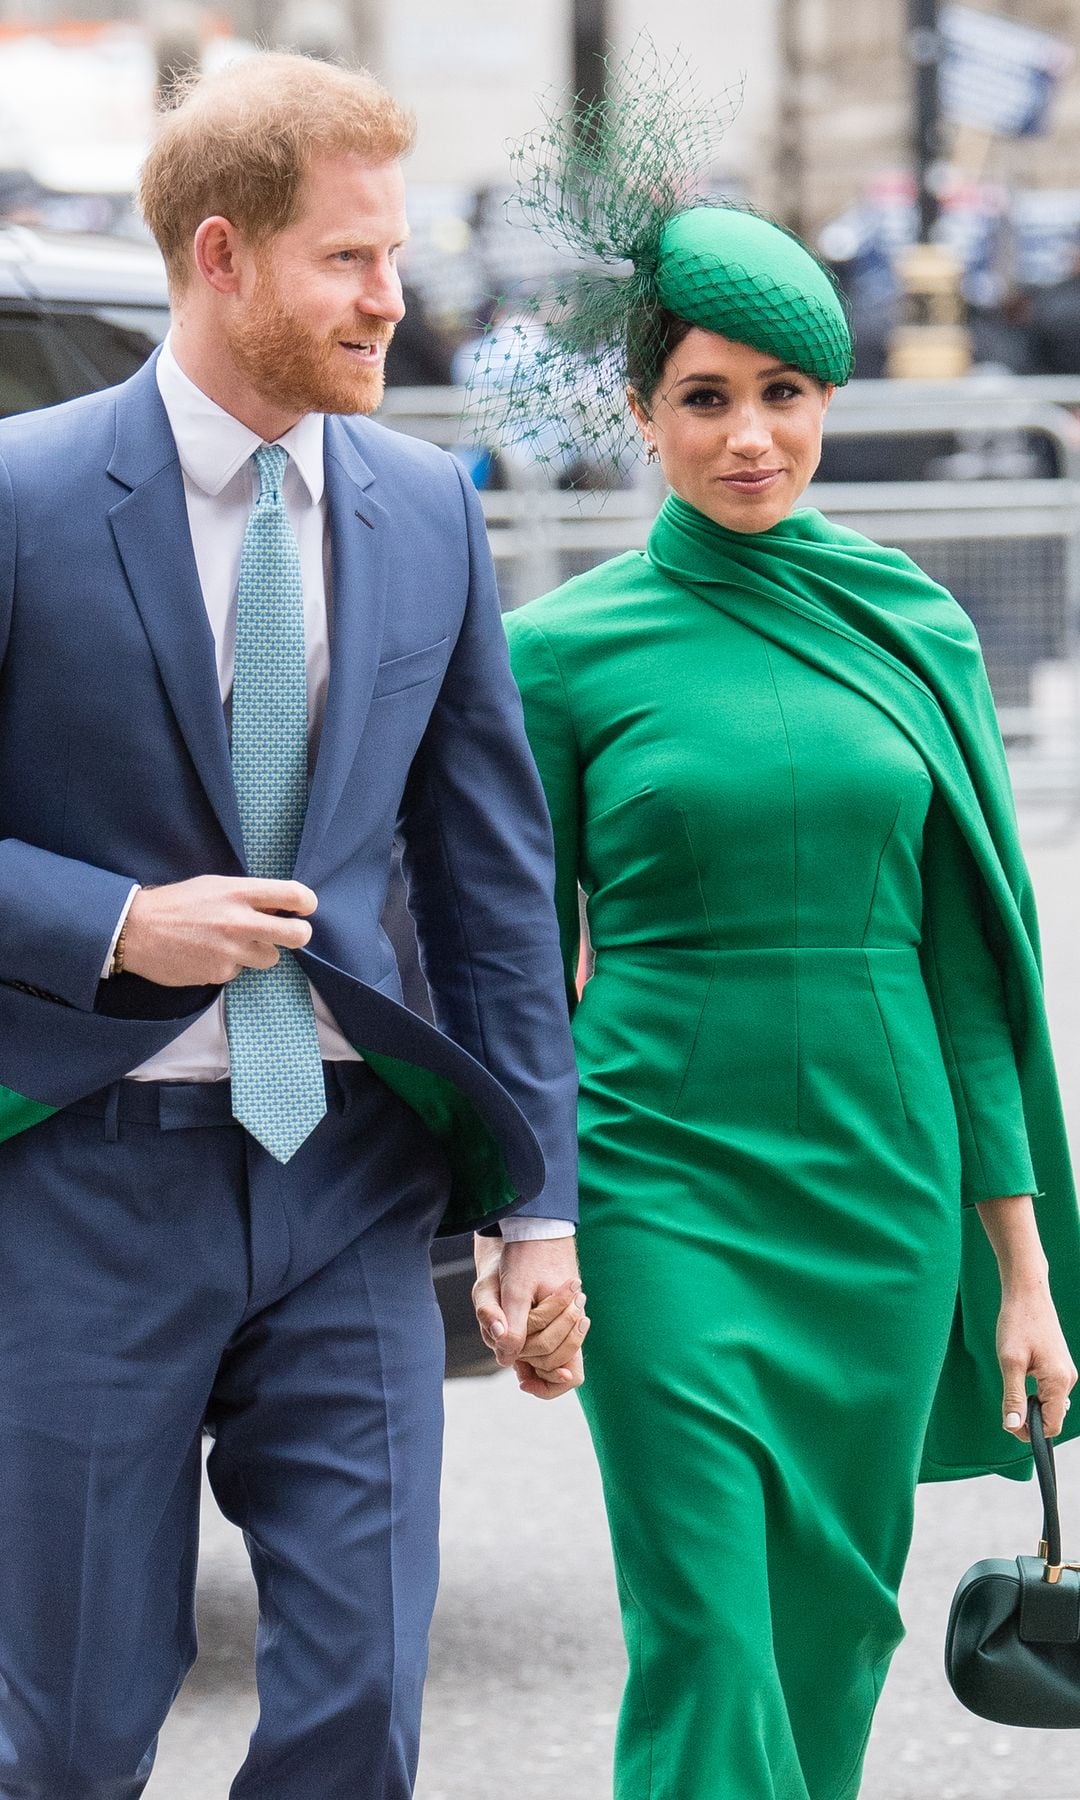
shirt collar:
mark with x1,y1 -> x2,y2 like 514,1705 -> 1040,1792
155,333 -> 326,504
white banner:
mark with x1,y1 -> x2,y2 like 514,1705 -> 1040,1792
941,5 -> 1073,139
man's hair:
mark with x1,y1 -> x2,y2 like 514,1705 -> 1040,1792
138,51 -> 415,291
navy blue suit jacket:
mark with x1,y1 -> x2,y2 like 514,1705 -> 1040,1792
0,354 -> 578,1234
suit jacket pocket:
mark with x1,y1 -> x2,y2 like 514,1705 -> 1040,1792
370,637 -> 450,699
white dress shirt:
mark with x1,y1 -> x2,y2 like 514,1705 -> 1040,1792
108,338 -> 569,1239
117,335 -> 359,1078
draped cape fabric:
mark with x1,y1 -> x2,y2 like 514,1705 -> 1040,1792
647,494 -> 1080,1482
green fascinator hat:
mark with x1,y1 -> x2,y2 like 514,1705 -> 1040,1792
468,36 -> 853,475
654,207 -> 853,388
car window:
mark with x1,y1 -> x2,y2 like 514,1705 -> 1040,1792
0,304 -> 168,416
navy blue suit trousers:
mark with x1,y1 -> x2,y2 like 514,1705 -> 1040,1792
0,1065 -> 448,1800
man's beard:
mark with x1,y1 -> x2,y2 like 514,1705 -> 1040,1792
227,263 -> 395,418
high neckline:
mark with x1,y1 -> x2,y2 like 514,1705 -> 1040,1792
656,492 -> 828,556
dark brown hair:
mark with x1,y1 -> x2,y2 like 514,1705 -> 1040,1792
625,301 -> 696,407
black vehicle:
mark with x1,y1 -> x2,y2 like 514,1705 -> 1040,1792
0,224 -> 491,1377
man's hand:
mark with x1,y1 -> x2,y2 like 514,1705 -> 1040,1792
472,1235 -> 587,1399
517,1283 -> 591,1399
121,876 -> 318,987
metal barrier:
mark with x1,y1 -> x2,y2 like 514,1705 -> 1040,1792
376,381 -> 1080,826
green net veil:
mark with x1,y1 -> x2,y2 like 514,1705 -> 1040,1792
465,36 -> 853,481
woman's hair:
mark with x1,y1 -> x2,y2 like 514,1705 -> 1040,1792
626,295 -> 831,410
138,51 -> 415,292
625,301 -> 696,409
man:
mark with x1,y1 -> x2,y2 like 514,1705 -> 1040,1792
0,51 -> 581,1800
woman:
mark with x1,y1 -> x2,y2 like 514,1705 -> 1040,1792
482,198 -> 1080,1798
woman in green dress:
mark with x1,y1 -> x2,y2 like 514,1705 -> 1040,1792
477,190 -> 1080,1797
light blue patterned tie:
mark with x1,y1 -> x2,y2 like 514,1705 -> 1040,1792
225,443 -> 327,1162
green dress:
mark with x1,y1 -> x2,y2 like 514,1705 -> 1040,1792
505,497 -> 1080,1800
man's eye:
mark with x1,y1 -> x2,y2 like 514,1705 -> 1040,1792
334,250 -> 357,263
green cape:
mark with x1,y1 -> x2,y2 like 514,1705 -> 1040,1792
648,493 -> 1080,1483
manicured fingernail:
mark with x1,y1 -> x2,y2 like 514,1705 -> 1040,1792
573,1295 -> 586,1312
490,1320 -> 506,1338
1005,1411 -> 1023,1429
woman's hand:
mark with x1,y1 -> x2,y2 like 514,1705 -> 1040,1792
995,1275 -> 1076,1441
514,1284 -> 590,1399
977,1193 -> 1077,1441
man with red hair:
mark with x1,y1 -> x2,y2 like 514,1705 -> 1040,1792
0,51 -> 581,1799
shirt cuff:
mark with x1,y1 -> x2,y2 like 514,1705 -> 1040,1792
100,885 -> 140,979
498,1216 -> 577,1241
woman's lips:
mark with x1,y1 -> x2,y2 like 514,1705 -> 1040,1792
717,469 -> 784,494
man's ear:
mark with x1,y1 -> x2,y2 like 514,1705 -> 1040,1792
193,216 -> 244,295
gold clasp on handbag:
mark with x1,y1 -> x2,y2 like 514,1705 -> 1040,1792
1043,1558 -> 1080,1584
1038,1538 -> 1080,1583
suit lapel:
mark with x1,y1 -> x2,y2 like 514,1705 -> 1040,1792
296,416 -> 389,875
107,357 -> 246,866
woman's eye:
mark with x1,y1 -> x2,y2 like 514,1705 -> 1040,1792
683,388 -> 723,408
765,381 -> 803,402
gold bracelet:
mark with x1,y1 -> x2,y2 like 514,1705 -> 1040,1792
110,914 -> 131,979
110,884 -> 159,979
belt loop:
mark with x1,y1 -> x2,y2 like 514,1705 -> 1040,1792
324,1061 -> 344,1113
103,1083 -> 121,1144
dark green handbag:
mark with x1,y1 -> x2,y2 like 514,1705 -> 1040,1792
945,1399 -> 1080,1727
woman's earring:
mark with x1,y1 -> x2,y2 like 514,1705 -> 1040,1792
646,441 -> 658,464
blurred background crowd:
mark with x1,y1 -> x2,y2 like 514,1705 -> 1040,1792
3,0 -> 1080,389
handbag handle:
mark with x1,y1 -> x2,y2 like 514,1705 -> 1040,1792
1029,1398 -> 1072,1580
1029,1399 -> 1059,1563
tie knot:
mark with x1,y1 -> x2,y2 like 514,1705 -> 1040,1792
253,442 -> 289,500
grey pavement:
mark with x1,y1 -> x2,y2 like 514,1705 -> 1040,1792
145,830 -> 1080,1800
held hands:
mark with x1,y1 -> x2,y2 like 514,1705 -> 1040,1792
121,877 -> 318,987
472,1235 -> 589,1400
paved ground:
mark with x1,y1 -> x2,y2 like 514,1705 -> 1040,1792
145,830 -> 1080,1800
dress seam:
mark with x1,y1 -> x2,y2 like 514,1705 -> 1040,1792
762,643 -> 801,1131
676,805 -> 717,945
521,616 -> 585,767
863,949 -> 912,1125
669,950 -> 720,1121
859,794 -> 905,947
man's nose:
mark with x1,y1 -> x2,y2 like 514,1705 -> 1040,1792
360,259 -> 406,324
